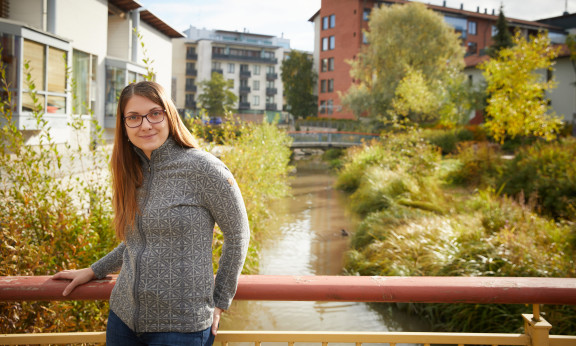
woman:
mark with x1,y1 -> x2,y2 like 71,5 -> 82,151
54,81 -> 250,346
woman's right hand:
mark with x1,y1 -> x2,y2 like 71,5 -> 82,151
52,268 -> 96,296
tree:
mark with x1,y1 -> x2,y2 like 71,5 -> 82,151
480,31 -> 562,143
197,72 -> 237,118
280,50 -> 317,118
343,2 -> 465,123
488,7 -> 514,58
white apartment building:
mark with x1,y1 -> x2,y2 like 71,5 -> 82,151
0,0 -> 182,143
173,26 -> 290,122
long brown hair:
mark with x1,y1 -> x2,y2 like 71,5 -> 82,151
111,81 -> 198,240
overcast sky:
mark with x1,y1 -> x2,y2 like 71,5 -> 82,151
138,0 -> 575,52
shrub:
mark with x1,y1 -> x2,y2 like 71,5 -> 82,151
421,127 -> 474,155
446,141 -> 505,187
1,62 -> 116,333
498,138 -> 576,221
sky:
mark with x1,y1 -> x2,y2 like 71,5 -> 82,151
138,0 -> 575,52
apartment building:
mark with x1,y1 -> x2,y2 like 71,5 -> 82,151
311,0 -> 575,123
0,0 -> 182,143
172,26 -> 289,122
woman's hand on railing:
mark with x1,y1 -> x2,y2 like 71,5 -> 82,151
52,268 -> 96,296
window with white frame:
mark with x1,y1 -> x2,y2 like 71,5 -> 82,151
253,95 -> 260,106
228,63 -> 235,73
253,80 -> 260,91
253,65 -> 261,75
23,39 -> 67,114
72,49 -> 97,115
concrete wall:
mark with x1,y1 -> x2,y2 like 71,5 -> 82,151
139,21 -> 174,95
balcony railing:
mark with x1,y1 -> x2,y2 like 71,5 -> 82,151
238,102 -> 251,110
266,103 -> 277,111
211,68 -> 223,75
266,72 -> 278,80
1,275 -> 575,346
185,84 -> 197,93
186,68 -> 198,77
240,70 -> 251,78
186,53 -> 198,60
212,53 -> 278,64
266,87 -> 277,96
239,86 -> 251,94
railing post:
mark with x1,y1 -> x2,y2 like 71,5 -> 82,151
523,305 -> 552,346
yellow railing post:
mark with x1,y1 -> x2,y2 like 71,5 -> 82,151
523,304 -> 552,346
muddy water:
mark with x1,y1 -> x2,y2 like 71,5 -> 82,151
219,159 -> 429,340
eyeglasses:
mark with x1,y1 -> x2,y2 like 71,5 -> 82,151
123,109 -> 166,128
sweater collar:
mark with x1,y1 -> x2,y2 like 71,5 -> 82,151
133,135 -> 183,165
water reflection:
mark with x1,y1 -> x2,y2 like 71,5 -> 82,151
220,158 -> 430,343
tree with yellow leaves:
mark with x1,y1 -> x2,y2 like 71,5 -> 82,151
480,31 -> 562,143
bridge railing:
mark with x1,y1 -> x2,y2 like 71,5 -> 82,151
288,131 -> 379,148
1,275 -> 576,346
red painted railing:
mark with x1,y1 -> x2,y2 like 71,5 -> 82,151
1,275 -> 575,304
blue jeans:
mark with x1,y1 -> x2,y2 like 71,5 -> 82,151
106,309 -> 215,346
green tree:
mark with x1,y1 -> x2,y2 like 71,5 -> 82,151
197,72 -> 237,118
488,7 -> 514,58
281,50 -> 317,118
480,31 -> 562,143
343,2 -> 465,123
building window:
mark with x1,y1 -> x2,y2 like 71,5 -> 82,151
328,79 -> 334,92
329,36 -> 335,50
266,96 -> 274,104
23,39 -> 68,114
266,80 -> 275,88
322,37 -> 328,51
320,100 -> 326,114
321,80 -> 326,93
363,8 -> 371,21
468,21 -> 477,35
467,41 -> 478,55
72,49 -> 97,115
321,59 -> 328,72
491,25 -> 498,36
328,58 -> 334,71
185,93 -> 195,109
186,46 -> 197,59
253,95 -> 260,106
253,80 -> 260,91
228,63 -> 235,73
363,32 -> 368,44
327,99 -> 333,115
330,14 -> 335,28
267,66 -> 275,74
253,65 -> 260,75
212,61 -> 222,69
322,16 -> 329,30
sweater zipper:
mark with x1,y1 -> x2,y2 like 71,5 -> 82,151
132,159 -> 153,333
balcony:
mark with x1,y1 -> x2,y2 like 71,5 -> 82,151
211,68 -> 223,75
266,73 -> 278,80
185,84 -> 197,93
239,86 -> 251,94
240,70 -> 252,78
186,69 -> 198,77
266,103 -> 277,111
212,53 -> 278,64
186,53 -> 198,60
266,87 -> 277,96
238,102 -> 251,110
185,100 -> 197,109
1,275 -> 575,345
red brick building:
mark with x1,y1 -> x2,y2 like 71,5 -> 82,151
310,0 -> 565,120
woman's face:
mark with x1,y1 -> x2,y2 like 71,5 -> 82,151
123,94 -> 170,159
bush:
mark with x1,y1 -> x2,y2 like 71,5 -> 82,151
498,138 -> 576,221
1,63 -> 116,333
446,141 -> 505,187
421,127 -> 474,155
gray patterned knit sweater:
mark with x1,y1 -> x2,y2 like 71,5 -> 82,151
91,136 -> 250,333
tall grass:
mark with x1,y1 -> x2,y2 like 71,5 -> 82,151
339,130 -> 576,334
